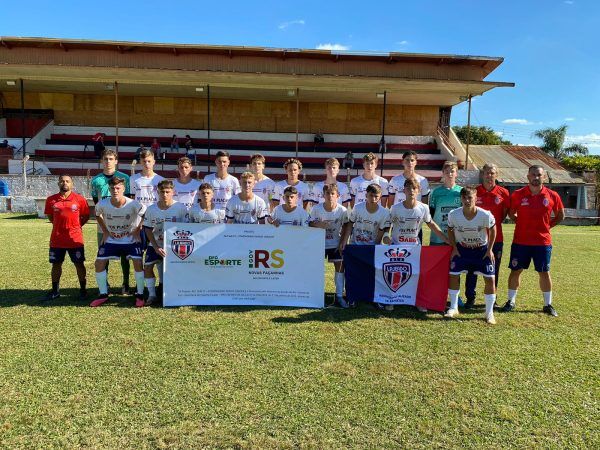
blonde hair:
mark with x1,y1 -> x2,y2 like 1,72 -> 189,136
240,171 -> 255,181
363,152 -> 378,163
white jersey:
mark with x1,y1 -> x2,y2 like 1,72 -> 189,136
203,173 -> 241,211
189,206 -> 226,224
95,197 -> 146,245
173,179 -> 201,209
349,175 -> 389,204
272,180 -> 311,204
311,181 -> 351,205
447,207 -> 496,248
349,202 -> 391,245
389,201 -> 431,245
253,176 -> 276,205
388,173 -> 430,204
309,203 -> 349,249
143,202 -> 187,248
131,173 -> 165,207
225,195 -> 269,224
271,205 -> 310,227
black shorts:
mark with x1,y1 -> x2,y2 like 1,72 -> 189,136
49,247 -> 85,264
325,248 -> 343,262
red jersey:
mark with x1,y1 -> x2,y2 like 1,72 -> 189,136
475,184 -> 510,242
510,186 -> 563,246
44,192 -> 90,248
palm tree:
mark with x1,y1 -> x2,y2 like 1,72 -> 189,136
532,125 -> 588,159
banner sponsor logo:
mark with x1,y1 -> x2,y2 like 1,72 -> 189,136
248,249 -> 284,269
171,230 -> 194,260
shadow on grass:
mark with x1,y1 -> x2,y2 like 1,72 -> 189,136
0,288 -> 142,308
2,214 -> 40,220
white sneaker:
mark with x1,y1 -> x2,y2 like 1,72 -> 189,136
416,306 -> 428,313
384,304 -> 394,311
444,308 -> 459,319
486,313 -> 497,325
337,296 -> 349,308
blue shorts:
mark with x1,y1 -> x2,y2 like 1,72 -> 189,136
325,247 -> 343,262
509,244 -> 552,272
97,242 -> 143,260
49,247 -> 85,264
144,246 -> 163,266
450,244 -> 495,278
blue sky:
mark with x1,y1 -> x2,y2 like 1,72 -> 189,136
3,0 -> 599,154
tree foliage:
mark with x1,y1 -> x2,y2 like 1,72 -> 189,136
452,125 -> 512,146
532,125 -> 589,160
561,155 -> 600,172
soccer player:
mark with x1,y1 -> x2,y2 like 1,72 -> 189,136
388,151 -> 430,205
270,186 -> 310,226
143,180 -> 187,305
189,183 -> 226,224
90,149 -> 132,294
340,183 -> 391,309
131,149 -> 165,208
311,158 -> 351,207
349,152 -> 389,207
249,153 -> 276,207
464,163 -> 510,308
444,186 -> 498,324
92,177 -> 146,308
429,161 -> 462,245
225,172 -> 269,224
501,165 -> 565,316
309,183 -> 350,307
271,158 -> 311,210
43,175 -> 90,301
173,156 -> 201,210
203,151 -> 241,211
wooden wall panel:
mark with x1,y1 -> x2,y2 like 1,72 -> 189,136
92,95 -> 114,112
154,97 -> 174,114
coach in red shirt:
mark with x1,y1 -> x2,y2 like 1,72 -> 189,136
464,163 -> 510,308
501,165 -> 564,316
44,175 -> 90,301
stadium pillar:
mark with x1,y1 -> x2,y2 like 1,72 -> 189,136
207,84 -> 211,173
20,79 -> 26,157
295,88 -> 299,158
379,90 -> 387,177
465,94 -> 472,169
114,81 -> 119,152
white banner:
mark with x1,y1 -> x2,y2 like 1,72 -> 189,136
163,224 -> 325,308
373,245 -> 421,305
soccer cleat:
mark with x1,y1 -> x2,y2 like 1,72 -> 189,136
444,308 -> 459,319
543,305 -> 558,317
416,306 -> 428,313
43,290 -> 60,302
90,294 -> 109,307
121,285 -> 130,296
458,296 -> 465,308
384,304 -> 394,311
485,314 -> 497,325
78,289 -> 88,301
146,296 -> 157,306
500,301 -> 516,313
135,295 -> 145,308
337,296 -> 349,309
464,298 -> 475,309
375,302 -> 386,310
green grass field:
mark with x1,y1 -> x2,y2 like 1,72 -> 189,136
0,213 -> 598,449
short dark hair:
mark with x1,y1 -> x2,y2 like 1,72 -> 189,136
323,183 -> 339,194
402,151 -> 417,160
215,151 -> 230,159
460,186 -> 477,197
528,164 -> 545,173
109,177 -> 126,187
139,149 -> 154,160
157,180 -> 174,190
403,177 -> 420,189
283,186 -> 298,195
366,183 -> 382,195
199,183 -> 213,191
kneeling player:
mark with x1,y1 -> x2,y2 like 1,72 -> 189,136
189,183 -> 226,224
143,180 -> 187,305
444,186 -> 498,324
92,177 -> 146,307
225,172 -> 269,224
270,186 -> 310,226
309,183 -> 350,307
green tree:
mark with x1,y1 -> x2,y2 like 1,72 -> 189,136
452,125 -> 512,145
561,155 -> 600,172
532,125 -> 588,159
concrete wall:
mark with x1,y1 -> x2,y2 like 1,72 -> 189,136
0,174 -> 92,197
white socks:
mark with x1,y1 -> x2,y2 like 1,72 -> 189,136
145,277 -> 156,297
507,289 -> 517,305
448,289 -> 460,310
485,294 -> 496,317
335,272 -> 344,297
543,291 -> 552,306
134,271 -> 145,295
95,270 -> 108,295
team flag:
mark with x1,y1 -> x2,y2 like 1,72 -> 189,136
344,245 -> 451,311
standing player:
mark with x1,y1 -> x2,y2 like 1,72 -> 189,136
464,163 -> 510,308
92,177 -> 146,307
43,175 -> 90,301
203,151 -> 241,211
271,158 -> 311,210
173,156 -> 201,211
131,149 -> 164,208
90,149 -> 132,294
189,183 -> 226,224
502,165 -> 565,316
444,186 -> 498,324
349,152 -> 389,207
429,161 -> 462,245
270,186 -> 310,226
143,180 -> 187,305
249,153 -> 276,208
225,172 -> 269,224
388,151 -> 430,205
309,183 -> 350,307
311,158 -> 351,206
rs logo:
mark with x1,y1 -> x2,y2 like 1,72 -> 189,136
249,249 -> 285,268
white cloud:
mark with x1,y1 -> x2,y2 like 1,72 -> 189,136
564,1 -> 574,4
396,40 -> 409,45
316,43 -> 350,51
502,118 -> 533,125
564,117 -> 576,121
565,133 -> 600,148
494,131 -> 504,137
278,19 -> 305,30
